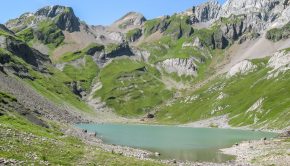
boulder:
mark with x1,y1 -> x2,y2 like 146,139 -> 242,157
154,152 -> 161,156
147,113 -> 154,119
279,131 -> 290,137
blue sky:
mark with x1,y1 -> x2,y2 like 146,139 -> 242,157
0,0 -> 225,26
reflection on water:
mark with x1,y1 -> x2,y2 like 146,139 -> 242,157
76,123 -> 277,162
149,148 -> 234,162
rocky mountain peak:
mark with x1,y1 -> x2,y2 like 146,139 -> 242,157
113,12 -> 146,29
35,5 -> 71,17
5,5 -> 80,33
187,0 -> 290,34
193,0 -> 221,22
35,5 -> 80,32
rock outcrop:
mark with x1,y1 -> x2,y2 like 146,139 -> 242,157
1,36 -> 50,67
182,37 -> 203,49
93,42 -> 134,66
218,0 -> 290,32
193,0 -> 221,22
186,0 -> 290,46
227,60 -> 257,77
113,12 -> 146,29
157,57 -> 198,76
267,50 -> 290,78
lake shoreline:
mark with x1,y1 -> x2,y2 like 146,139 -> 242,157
67,125 -> 235,166
72,121 -> 289,166
178,115 -> 290,134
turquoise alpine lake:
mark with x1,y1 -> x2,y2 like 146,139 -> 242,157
76,123 -> 277,162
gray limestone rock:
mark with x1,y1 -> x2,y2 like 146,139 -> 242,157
157,57 -> 199,76
193,0 -> 221,22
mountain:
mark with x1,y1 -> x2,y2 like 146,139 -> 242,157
1,0 -> 290,165
111,12 -> 146,29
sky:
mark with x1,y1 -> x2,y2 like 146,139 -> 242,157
0,0 -> 225,26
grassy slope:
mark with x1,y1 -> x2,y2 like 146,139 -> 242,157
156,59 -> 290,129
20,43 -> 102,112
27,67 -> 92,113
63,55 -> 99,92
0,31 -> 96,113
95,58 -> 172,116
59,43 -> 103,95
16,20 -> 64,49
59,43 -> 104,63
6,51 -> 93,113
141,36 -> 204,64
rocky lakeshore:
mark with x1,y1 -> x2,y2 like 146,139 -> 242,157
65,126 -> 152,160
221,137 -> 290,166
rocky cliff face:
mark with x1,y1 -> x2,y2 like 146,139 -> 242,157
0,24 -> 51,81
196,0 -> 290,31
0,32 -> 50,68
193,0 -> 221,22
157,57 -> 198,76
91,42 -> 134,66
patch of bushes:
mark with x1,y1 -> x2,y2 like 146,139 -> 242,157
266,22 -> 290,42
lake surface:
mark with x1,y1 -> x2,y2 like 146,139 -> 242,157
76,123 -> 277,162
